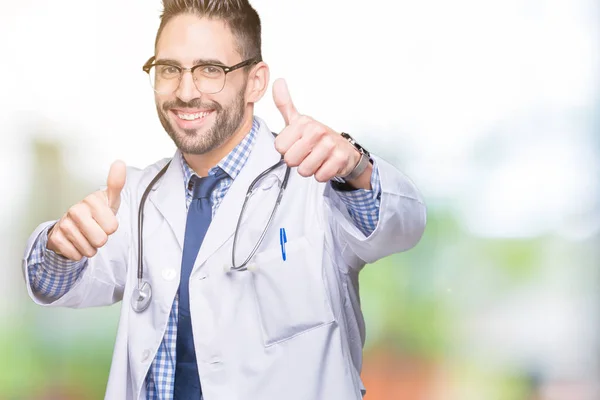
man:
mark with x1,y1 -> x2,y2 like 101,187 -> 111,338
22,0 -> 426,399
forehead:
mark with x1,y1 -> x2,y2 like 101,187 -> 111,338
156,14 -> 239,64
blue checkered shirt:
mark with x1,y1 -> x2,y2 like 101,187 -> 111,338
26,117 -> 382,400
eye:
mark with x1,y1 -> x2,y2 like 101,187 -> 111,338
199,65 -> 223,78
157,65 -> 180,78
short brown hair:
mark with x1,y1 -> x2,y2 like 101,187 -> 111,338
156,0 -> 262,61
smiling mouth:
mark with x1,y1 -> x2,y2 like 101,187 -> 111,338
174,110 -> 214,121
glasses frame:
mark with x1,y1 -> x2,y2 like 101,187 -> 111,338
142,56 -> 261,94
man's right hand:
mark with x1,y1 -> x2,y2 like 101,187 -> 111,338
47,161 -> 127,261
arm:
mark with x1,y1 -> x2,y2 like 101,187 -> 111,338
324,154 -> 426,267
22,162 -> 131,308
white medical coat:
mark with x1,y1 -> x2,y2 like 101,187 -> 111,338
23,118 -> 426,400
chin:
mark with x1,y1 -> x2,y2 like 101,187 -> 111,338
171,127 -> 219,155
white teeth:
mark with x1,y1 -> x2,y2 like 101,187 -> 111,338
177,111 -> 210,121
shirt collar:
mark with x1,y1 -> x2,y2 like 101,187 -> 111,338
180,117 -> 260,190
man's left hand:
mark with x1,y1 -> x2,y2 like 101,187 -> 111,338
272,78 -> 371,189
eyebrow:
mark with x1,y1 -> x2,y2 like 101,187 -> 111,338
154,58 -> 227,66
194,58 -> 226,66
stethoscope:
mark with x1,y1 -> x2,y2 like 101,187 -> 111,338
131,156 -> 291,313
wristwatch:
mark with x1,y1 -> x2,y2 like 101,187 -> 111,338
335,132 -> 371,182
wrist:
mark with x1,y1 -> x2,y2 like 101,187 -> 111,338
333,132 -> 372,189
344,158 -> 373,190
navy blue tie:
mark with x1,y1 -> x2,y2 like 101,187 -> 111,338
174,169 -> 227,400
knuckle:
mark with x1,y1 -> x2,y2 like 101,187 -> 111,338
105,218 -> 119,235
284,153 -> 299,167
59,218 -> 75,236
314,170 -> 329,183
303,126 -> 320,142
82,193 -> 94,204
50,231 -> 67,249
312,123 -> 327,137
297,164 -> 312,177
67,203 -> 85,221
322,136 -> 336,151
333,149 -> 347,164
298,115 -> 312,126
95,232 -> 109,248
53,220 -> 65,236
315,130 -> 328,142
81,247 -> 97,259
82,193 -> 100,209
274,136 -> 286,154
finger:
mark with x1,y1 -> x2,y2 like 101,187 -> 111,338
314,153 -> 347,183
274,122 -> 303,156
296,138 -> 336,177
79,219 -> 109,250
85,192 -> 120,235
68,203 -> 110,248
272,78 -> 300,125
274,115 -> 315,156
49,224 -> 85,261
284,124 -> 328,167
60,218 -> 98,258
106,160 -> 127,214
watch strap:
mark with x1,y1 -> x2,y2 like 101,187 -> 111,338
336,132 -> 371,181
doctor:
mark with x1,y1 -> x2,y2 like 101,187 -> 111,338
22,0 -> 426,399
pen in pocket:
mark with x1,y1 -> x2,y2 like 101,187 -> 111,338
279,228 -> 287,261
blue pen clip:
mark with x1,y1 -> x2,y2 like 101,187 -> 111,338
279,228 -> 287,261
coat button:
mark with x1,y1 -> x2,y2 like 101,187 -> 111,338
142,349 -> 151,363
162,268 -> 177,281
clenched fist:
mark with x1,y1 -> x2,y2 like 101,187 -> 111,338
47,161 -> 127,261
272,78 -> 372,189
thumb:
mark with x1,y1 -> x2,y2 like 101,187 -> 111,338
273,78 -> 299,125
106,160 -> 127,214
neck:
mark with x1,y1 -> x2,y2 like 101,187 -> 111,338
183,109 -> 254,177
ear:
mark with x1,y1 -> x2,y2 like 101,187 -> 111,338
245,61 -> 270,103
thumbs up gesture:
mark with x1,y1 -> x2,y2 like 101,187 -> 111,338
47,161 -> 127,261
272,78 -> 368,186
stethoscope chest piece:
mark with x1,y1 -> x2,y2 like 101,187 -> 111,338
131,281 -> 153,313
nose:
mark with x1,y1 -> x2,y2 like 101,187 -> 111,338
175,70 -> 201,103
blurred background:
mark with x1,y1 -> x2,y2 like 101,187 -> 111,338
1,0 -> 598,398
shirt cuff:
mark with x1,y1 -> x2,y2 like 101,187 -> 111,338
27,224 -> 88,299
329,159 -> 382,236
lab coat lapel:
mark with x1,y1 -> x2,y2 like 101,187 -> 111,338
147,152 -> 187,250
193,121 -> 281,271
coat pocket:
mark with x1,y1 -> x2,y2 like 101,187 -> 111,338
250,236 -> 335,346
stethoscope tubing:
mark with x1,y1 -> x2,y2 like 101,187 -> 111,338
133,156 -> 290,313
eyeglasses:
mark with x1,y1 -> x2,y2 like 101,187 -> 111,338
142,56 -> 260,95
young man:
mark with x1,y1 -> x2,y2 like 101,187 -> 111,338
22,0 -> 426,399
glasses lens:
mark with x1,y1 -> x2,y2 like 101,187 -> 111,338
193,65 -> 226,94
232,174 -> 283,268
148,65 -> 181,94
